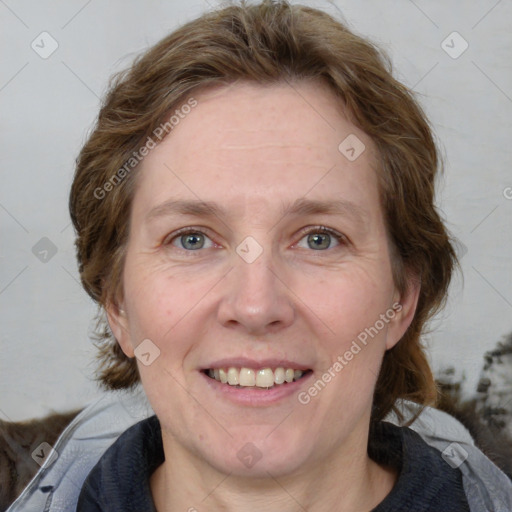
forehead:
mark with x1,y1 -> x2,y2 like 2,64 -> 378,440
133,80 -> 380,221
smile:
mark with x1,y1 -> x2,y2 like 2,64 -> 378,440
204,367 -> 312,388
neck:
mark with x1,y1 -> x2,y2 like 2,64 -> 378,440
150,423 -> 397,512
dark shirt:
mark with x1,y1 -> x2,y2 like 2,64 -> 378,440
77,415 -> 470,511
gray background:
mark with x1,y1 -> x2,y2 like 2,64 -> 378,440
1,0 -> 511,421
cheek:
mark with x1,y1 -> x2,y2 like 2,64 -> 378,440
298,266 -> 394,342
123,261 -> 177,329
122,265 -> 214,359
299,273 -> 393,415
293,266 -> 395,411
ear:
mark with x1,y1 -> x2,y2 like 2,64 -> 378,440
385,275 -> 421,350
105,299 -> 135,358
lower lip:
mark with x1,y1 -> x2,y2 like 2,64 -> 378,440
200,371 -> 313,406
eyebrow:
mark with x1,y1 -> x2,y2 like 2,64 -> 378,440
145,197 -> 367,226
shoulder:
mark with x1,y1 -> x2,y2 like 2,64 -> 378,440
388,402 -> 512,510
370,421 -> 470,511
76,415 -> 163,512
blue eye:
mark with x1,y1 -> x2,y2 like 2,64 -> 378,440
165,226 -> 346,253
305,232 -> 334,250
169,230 -> 214,250
297,227 -> 345,251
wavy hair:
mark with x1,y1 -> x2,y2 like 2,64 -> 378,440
69,0 -> 458,423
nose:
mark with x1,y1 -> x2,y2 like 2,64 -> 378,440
216,244 -> 295,335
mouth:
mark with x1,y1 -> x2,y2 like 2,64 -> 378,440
202,367 -> 313,389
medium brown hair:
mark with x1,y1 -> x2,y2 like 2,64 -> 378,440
69,0 -> 458,422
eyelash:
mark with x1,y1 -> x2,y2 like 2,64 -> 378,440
296,226 -> 348,249
163,225 -> 348,253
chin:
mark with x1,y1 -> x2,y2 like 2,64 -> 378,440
201,429 -> 313,478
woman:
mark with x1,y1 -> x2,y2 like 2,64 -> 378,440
65,1 -> 510,510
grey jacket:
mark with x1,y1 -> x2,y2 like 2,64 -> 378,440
7,387 -> 512,511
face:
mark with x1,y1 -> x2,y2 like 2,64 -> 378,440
108,80 -> 418,478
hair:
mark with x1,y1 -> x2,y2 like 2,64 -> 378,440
69,0 -> 458,423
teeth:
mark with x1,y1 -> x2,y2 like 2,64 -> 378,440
207,366 -> 306,388
274,367 -> 285,384
227,367 -> 239,385
239,368 -> 255,386
256,368 -> 274,388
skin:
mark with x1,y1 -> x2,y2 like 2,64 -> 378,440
107,80 -> 420,511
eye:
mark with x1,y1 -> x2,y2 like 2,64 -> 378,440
165,228 -> 215,251
296,226 -> 346,251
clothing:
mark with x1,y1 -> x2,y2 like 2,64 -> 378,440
76,415 -> 471,511
77,416 -> 162,512
7,388 -> 512,511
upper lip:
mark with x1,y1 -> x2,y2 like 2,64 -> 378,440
202,357 -> 312,371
